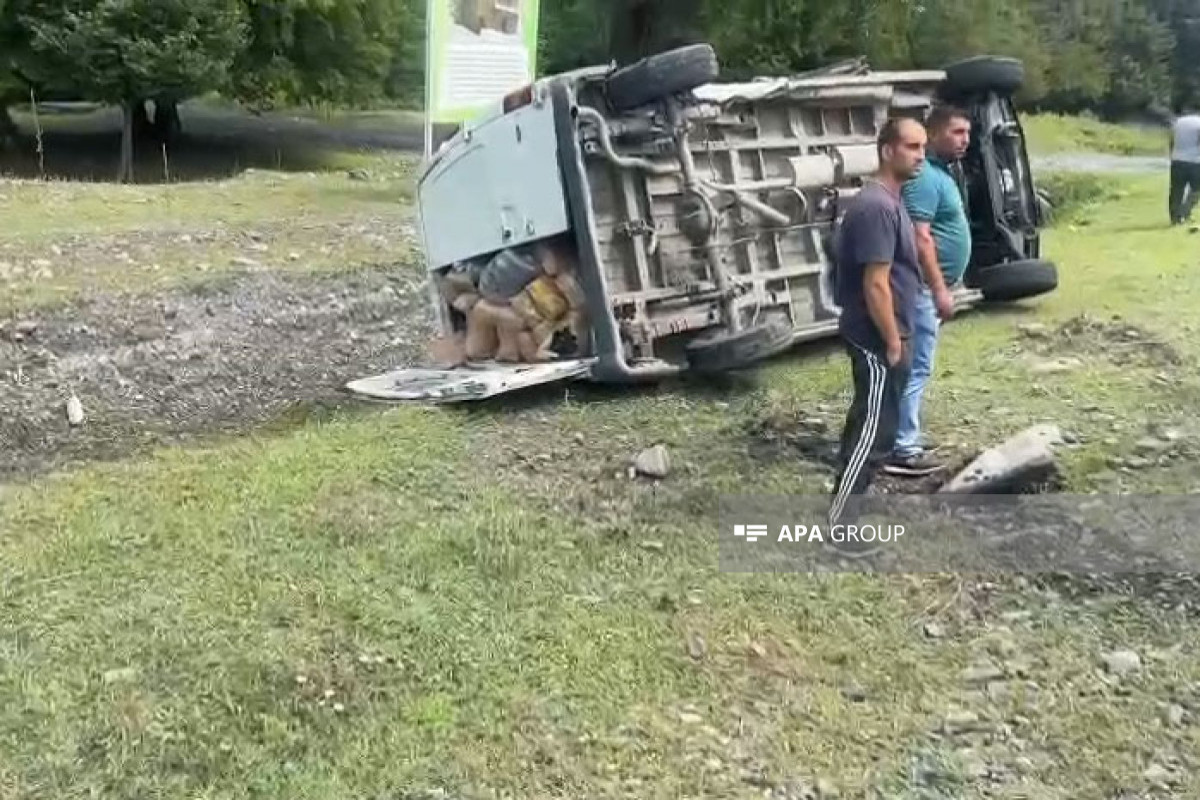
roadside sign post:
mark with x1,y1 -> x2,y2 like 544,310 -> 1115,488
423,0 -> 436,161
422,0 -> 542,156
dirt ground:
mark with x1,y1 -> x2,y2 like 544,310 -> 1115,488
0,263 -> 434,482
0,99 -> 443,483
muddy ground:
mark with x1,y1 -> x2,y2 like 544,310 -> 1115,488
0,263 -> 435,483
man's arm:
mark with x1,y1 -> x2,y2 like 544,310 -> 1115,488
912,221 -> 947,293
863,262 -> 902,366
846,202 -> 904,364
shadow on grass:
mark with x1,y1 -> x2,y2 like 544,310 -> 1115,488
965,299 -> 1047,322
0,102 -> 433,184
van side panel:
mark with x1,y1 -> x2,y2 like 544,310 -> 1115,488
418,86 -> 571,270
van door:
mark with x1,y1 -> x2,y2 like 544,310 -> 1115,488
345,360 -> 594,404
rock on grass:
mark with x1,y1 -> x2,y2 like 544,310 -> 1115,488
634,445 -> 671,479
66,394 -> 85,427
1102,650 -> 1142,676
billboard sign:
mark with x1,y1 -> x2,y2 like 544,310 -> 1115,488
425,0 -> 542,126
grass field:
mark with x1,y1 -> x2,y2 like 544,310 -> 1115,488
3,111 -> 1200,798
0,135 -> 417,314
1022,112 -> 1170,157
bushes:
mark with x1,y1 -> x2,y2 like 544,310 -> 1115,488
1037,171 -> 1127,225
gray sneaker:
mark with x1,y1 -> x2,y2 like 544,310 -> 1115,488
883,451 -> 949,478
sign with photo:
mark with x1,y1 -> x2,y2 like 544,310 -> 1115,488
426,0 -> 542,124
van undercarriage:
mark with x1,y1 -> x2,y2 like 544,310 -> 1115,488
347,48 -> 1057,403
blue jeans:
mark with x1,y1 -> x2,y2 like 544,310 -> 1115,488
894,287 -> 941,458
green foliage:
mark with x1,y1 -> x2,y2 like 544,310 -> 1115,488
538,0 -> 611,70
0,0 -> 1194,118
10,0 -> 247,103
1106,2 -> 1174,116
233,0 -> 419,109
538,0 -> 1198,117
1037,170 -> 1126,224
1151,0 -> 1200,110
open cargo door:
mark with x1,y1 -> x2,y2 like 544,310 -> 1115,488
345,360 -> 594,404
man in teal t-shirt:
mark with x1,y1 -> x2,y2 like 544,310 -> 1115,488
884,105 -> 973,477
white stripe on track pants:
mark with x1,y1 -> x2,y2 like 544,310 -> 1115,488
828,336 -> 911,526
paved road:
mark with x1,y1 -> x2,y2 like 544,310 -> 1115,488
1032,153 -> 1166,174
29,100 -> 440,152
29,103 -> 1174,171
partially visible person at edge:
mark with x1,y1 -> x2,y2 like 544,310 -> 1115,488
828,118 -> 927,528
1170,107 -> 1200,226
883,105 -> 974,478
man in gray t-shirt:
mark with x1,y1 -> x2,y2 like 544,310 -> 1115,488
828,118 -> 927,529
1170,111 -> 1200,225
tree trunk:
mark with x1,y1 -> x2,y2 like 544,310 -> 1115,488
118,101 -> 135,183
132,98 -> 152,139
0,105 -> 18,151
153,98 -> 182,143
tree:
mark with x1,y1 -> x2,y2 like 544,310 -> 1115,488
608,0 -> 704,66
1153,0 -> 1200,110
9,0 -> 247,181
539,0 -> 611,73
233,0 -> 415,110
0,0 -> 23,148
1104,0 -> 1173,116
908,0 -> 1051,102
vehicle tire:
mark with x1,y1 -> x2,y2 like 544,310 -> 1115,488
685,319 -> 794,373
943,56 -> 1024,96
606,43 -> 719,111
975,259 -> 1057,302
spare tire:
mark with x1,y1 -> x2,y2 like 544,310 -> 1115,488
943,56 -> 1024,96
685,319 -> 794,373
974,259 -> 1058,302
606,44 -> 719,112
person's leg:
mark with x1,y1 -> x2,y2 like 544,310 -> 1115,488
1184,163 -> 1200,222
831,340 -> 873,503
830,339 -> 899,526
877,345 -> 911,474
886,290 -> 945,476
1170,161 -> 1186,225
892,288 -> 938,458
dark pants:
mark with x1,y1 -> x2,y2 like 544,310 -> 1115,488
1170,160 -> 1200,225
828,337 -> 911,525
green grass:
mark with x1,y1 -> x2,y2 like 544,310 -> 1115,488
0,153 -> 416,240
0,151 -> 417,313
1023,112 -> 1170,157
4,169 -> 1200,797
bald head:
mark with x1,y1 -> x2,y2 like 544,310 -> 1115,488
877,117 -> 927,182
